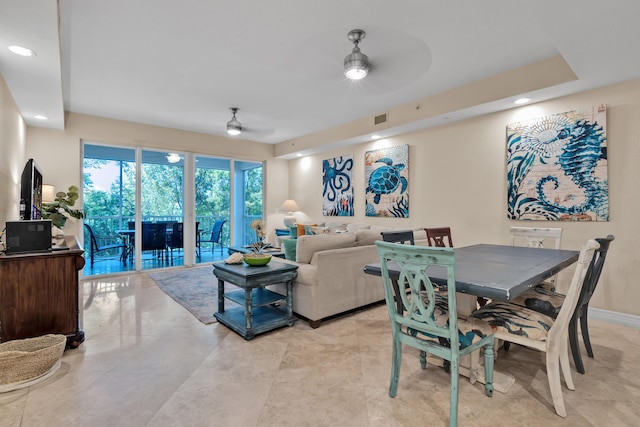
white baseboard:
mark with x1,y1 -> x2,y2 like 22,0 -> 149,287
589,307 -> 640,329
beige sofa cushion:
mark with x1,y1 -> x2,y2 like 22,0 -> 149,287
346,223 -> 370,232
355,228 -> 390,246
296,233 -> 356,264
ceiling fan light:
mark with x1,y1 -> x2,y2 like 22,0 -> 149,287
344,29 -> 369,80
344,51 -> 369,80
166,153 -> 181,163
226,107 -> 242,136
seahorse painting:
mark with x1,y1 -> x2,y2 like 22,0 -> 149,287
507,105 -> 608,221
322,155 -> 354,216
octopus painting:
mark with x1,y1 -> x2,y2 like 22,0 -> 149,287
507,106 -> 608,221
365,144 -> 409,218
322,155 -> 354,216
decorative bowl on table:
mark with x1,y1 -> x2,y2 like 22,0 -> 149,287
243,253 -> 272,266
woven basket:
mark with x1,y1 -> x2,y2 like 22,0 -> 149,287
0,334 -> 67,385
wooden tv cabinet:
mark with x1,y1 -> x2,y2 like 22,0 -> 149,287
0,235 -> 86,348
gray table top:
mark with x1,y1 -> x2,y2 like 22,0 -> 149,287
364,243 -> 580,301
213,258 -> 297,278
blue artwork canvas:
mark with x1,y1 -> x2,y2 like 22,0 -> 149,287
365,144 -> 409,218
322,155 -> 354,216
507,105 -> 608,221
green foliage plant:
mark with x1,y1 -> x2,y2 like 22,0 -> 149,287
42,185 -> 85,228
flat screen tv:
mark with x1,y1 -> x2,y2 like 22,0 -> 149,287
19,158 -> 44,220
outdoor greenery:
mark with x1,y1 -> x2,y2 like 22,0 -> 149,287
83,158 -> 262,241
83,159 -> 234,220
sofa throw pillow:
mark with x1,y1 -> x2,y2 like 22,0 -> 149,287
306,225 -> 329,235
296,233 -> 356,264
283,238 -> 297,260
289,225 -> 298,239
296,223 -> 317,237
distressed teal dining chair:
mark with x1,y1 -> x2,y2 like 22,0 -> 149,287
375,241 -> 495,427
471,239 -> 598,417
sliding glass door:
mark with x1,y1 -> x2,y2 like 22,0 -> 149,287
82,142 -> 262,275
140,149 -> 185,270
195,156 -> 230,264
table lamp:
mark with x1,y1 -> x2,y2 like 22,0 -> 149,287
42,184 -> 56,203
280,199 -> 300,227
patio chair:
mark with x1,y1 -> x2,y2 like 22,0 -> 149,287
141,222 -> 168,261
167,222 -> 184,260
509,235 -> 614,374
199,219 -> 226,256
470,239 -> 598,417
84,223 -> 127,268
375,241 -> 495,427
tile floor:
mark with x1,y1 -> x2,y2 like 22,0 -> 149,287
2,270 -> 639,426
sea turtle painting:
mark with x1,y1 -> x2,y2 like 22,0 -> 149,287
366,157 -> 408,204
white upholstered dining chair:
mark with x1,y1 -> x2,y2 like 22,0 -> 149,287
470,238 -> 598,417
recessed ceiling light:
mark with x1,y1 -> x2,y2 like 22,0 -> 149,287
8,45 -> 35,57
371,135 -> 381,140
34,115 -> 48,120
514,97 -> 532,105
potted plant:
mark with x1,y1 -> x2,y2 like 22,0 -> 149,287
244,219 -> 271,265
41,185 -> 85,235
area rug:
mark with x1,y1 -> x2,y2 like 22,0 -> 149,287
148,266 -> 226,325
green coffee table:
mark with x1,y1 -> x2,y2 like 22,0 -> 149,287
212,259 -> 298,339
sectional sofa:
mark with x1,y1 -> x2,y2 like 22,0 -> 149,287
269,224 -> 427,328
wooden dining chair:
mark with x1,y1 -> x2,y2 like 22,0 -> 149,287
509,235 -> 614,374
375,241 -> 495,427
425,227 -> 454,248
470,239 -> 598,417
380,230 -> 415,245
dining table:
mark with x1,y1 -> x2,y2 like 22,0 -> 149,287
363,243 -> 580,393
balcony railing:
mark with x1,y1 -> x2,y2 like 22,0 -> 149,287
84,214 -> 263,250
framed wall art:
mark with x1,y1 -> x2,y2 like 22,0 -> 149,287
507,105 -> 608,221
322,155 -> 354,216
365,144 -> 409,218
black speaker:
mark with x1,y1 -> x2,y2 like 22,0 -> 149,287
5,220 -> 52,254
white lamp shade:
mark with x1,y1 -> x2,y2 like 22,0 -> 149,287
42,184 -> 56,203
280,199 -> 300,227
280,199 -> 300,212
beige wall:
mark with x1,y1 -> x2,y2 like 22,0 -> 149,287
24,112 -> 290,240
286,78 -> 640,317
0,74 -> 27,226
8,71 -> 640,317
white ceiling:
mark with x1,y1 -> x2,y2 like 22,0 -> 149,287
1,0 -> 640,149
